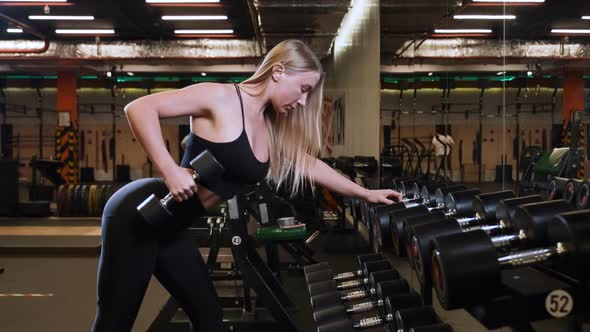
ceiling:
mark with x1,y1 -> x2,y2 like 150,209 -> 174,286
0,0 -> 590,76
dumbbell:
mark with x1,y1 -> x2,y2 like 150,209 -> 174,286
313,279 -> 413,325
576,180 -> 590,209
431,209 -> 590,309
308,260 -> 393,296
390,188 -> 482,257
317,304 -> 439,332
137,150 -> 224,226
546,176 -> 569,200
371,203 -> 415,249
305,253 -> 384,282
563,178 -> 583,205
409,195 -> 555,304
310,269 -> 402,310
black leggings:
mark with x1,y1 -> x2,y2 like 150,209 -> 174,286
91,178 -> 225,332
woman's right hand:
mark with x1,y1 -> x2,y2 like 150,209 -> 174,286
163,165 -> 199,202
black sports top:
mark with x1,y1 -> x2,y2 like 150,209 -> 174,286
180,84 -> 270,199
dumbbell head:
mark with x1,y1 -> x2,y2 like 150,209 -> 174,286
377,279 -> 411,300
308,279 -> 338,297
385,292 -> 424,313
411,220 -> 462,284
313,303 -> 348,327
511,200 -> 575,247
563,179 -> 583,205
306,269 -> 334,284
390,205 -> 431,256
362,259 -> 393,277
444,189 -> 481,217
495,195 -> 543,224
432,184 -> 467,208
548,209 -> 590,278
431,230 -> 501,310
576,180 -> 590,209
304,262 -> 331,274
420,184 -> 446,205
316,318 -> 354,332
409,323 -> 454,332
189,150 -> 224,188
374,205 -> 408,248
547,176 -> 568,200
311,291 -> 343,311
472,190 -> 516,222
369,269 -> 401,289
395,306 -> 439,331
403,211 -> 448,268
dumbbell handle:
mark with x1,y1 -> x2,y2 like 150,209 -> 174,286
498,242 -> 565,267
342,288 -> 376,301
346,299 -> 383,314
337,277 -> 368,290
353,314 -> 394,329
333,270 -> 362,281
160,171 -> 200,207
490,230 -> 526,248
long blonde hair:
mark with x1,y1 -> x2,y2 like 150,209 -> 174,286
241,40 -> 324,196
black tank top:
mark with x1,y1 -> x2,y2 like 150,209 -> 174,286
180,84 -> 270,199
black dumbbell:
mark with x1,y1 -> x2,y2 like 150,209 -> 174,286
307,259 -> 392,288
546,176 -> 569,200
310,269 -> 403,311
313,279 -> 413,325
137,150 -> 224,226
372,203 -> 414,249
576,180 -> 590,209
390,188 -> 482,257
317,304 -> 439,332
307,260 -> 392,296
563,178 -> 583,205
431,209 -> 590,309
305,253 -> 384,282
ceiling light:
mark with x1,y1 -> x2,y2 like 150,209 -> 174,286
434,29 -> 492,33
551,29 -> 590,34
106,72 -> 112,78
454,15 -> 516,20
497,71 -> 506,75
55,29 -> 115,34
527,71 -> 533,76
7,28 -> 23,33
146,0 -> 219,3
472,0 -> 544,3
127,72 -> 134,76
583,16 -> 590,20
29,15 -> 94,20
201,72 -> 207,76
428,72 -> 433,76
174,29 -> 233,34
162,15 -> 227,20
0,0 -> 67,2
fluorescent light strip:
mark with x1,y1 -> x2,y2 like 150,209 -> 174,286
55,29 -> 115,34
0,0 -> 67,2
146,0 -> 219,3
7,28 -> 23,33
582,16 -> 590,20
472,0 -> 544,2
174,29 -> 233,34
434,29 -> 492,33
551,29 -> 590,34
29,15 -> 94,20
162,15 -> 227,20
454,15 -> 516,20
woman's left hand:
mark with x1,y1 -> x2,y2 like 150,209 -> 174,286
363,189 -> 402,205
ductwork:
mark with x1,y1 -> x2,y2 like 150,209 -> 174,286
0,39 -> 262,60
396,39 -> 590,59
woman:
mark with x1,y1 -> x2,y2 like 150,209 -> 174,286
91,39 -> 401,332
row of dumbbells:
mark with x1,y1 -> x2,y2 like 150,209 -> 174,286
303,253 -> 453,332
377,180 -> 590,310
546,176 -> 590,209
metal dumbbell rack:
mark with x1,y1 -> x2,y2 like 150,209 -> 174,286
148,194 -> 299,332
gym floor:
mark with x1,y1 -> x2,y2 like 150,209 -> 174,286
0,182 -> 578,332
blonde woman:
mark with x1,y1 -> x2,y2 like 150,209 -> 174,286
91,40 -> 401,332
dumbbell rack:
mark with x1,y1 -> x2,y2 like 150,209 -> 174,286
148,194 -> 300,332
462,265 -> 589,332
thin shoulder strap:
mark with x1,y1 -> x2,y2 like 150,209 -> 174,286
233,83 -> 245,128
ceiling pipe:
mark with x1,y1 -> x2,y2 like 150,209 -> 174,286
0,12 -> 49,54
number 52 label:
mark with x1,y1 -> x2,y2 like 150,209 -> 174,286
545,289 -> 574,318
